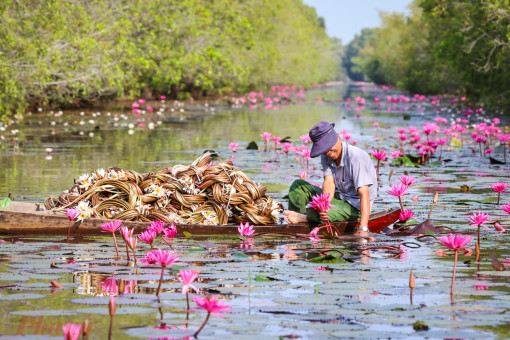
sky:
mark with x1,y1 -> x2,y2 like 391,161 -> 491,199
302,0 -> 413,44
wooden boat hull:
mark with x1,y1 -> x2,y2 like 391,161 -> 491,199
0,202 -> 400,236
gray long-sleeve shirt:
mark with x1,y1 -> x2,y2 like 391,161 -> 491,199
321,142 -> 378,210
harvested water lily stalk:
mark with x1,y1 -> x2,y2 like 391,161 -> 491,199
45,152 -> 282,225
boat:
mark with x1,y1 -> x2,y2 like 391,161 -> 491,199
0,202 -> 400,236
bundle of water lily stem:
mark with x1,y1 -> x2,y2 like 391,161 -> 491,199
45,152 -> 282,225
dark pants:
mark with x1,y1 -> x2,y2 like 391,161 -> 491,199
288,179 -> 360,223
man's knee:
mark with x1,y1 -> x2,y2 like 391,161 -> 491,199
290,179 -> 308,189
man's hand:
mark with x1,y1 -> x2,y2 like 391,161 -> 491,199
319,211 -> 329,224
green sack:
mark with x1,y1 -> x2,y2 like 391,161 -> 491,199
0,197 -> 11,210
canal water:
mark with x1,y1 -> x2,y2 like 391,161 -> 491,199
0,84 -> 509,339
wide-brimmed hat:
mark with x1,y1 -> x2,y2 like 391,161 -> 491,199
309,121 -> 338,158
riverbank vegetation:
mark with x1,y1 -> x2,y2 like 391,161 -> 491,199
0,0 -> 341,119
344,0 -> 510,109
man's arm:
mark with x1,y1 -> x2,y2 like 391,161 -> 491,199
323,175 -> 335,202
355,185 -> 371,236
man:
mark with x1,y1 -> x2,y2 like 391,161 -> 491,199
283,121 -> 378,238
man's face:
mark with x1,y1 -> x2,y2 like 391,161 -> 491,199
323,135 -> 341,160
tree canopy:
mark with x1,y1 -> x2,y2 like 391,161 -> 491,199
350,0 -> 510,108
0,0 -> 342,119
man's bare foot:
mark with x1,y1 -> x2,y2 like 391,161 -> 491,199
283,210 -> 309,224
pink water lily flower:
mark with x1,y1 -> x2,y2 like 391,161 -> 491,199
491,182 -> 508,205
62,322 -> 81,340
467,212 -> 491,250
466,212 -> 491,230
439,233 -> 473,298
146,248 -> 180,267
119,226 -> 134,241
65,208 -> 81,243
300,134 -> 311,143
138,229 -> 157,249
260,132 -> 272,142
299,171 -> 307,180
439,233 -> 473,251
100,220 -> 122,233
490,182 -> 508,193
391,150 -> 403,159
148,220 -> 166,234
119,226 -> 134,261
100,220 -> 122,259
126,236 -> 137,250
238,222 -> 255,237
386,183 -> 409,197
177,269 -> 201,294
192,295 -> 233,318
163,223 -> 177,239
310,193 -> 332,212
501,203 -> 510,214
399,209 -> 415,222
65,208 -> 80,221
370,149 -> 387,161
146,248 -> 180,295
400,174 -> 416,187
228,142 -> 239,152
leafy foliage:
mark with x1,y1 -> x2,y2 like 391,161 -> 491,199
0,0 -> 340,119
351,0 -> 510,107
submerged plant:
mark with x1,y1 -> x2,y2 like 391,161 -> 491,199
438,233 -> 473,297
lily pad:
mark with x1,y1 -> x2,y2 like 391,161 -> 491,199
0,293 -> 48,300
70,295 -> 157,305
10,309 -> 79,316
76,306 -> 156,315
